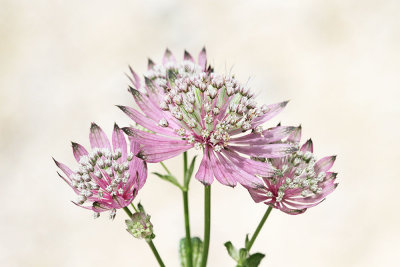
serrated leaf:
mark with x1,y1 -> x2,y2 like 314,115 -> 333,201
246,253 -> 265,267
224,241 -> 240,261
153,172 -> 183,190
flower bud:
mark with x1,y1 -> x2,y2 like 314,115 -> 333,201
125,212 -> 154,239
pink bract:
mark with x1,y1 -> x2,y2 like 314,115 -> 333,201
119,48 -> 298,188
247,130 -> 338,215
54,123 -> 147,219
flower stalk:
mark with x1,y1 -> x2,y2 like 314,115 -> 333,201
200,185 -> 211,267
123,206 -> 166,267
182,152 -> 193,267
246,206 -> 273,251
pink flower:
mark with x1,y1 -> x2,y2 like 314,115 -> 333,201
247,132 -> 338,214
54,123 -> 147,219
119,48 -> 298,188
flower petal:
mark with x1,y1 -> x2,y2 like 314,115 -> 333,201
112,123 -> 127,161
71,142 -> 88,162
184,50 -> 194,62
89,123 -> 111,150
138,145 -> 192,163
117,105 -> 178,136
198,47 -> 207,71
163,48 -> 176,65
314,156 -> 336,173
195,147 -> 214,185
300,139 -> 313,152
251,101 -> 289,128
208,150 -> 236,187
228,143 -> 297,158
230,126 -> 296,145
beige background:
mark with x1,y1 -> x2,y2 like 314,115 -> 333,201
1,0 -> 399,266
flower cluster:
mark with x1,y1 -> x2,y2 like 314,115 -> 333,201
54,123 -> 147,219
248,136 -> 338,214
55,48 -> 338,219
119,48 -> 298,188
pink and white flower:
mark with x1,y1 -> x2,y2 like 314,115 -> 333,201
247,133 -> 338,214
54,123 -> 147,219
119,48 -> 298,188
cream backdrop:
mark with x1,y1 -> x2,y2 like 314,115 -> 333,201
1,0 -> 399,266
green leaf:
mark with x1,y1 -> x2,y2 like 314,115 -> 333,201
239,248 -> 249,263
184,156 -> 197,188
179,237 -> 203,267
224,241 -> 240,261
191,237 -> 203,267
246,253 -> 265,267
245,234 -> 250,248
153,172 -> 183,190
137,202 -> 145,213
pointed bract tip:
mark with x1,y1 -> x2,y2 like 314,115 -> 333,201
281,100 -> 290,107
116,105 -> 126,112
90,122 -> 99,130
71,141 -> 79,147
201,46 -> 206,52
122,127 -> 134,136
165,48 -> 172,55
297,124 -> 302,129
276,122 -> 281,127
136,150 -> 146,160
52,157 -> 60,166
114,122 -> 120,130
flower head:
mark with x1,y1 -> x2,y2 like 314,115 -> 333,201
119,48 -> 298,188
247,134 -> 338,215
125,212 -> 154,239
54,123 -> 147,219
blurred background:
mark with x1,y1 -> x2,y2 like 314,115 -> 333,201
1,0 -> 399,266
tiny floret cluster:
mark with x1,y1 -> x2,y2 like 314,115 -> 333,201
54,123 -> 147,219
248,136 -> 338,214
119,48 -> 298,188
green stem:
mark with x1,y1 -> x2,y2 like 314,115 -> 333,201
246,206 -> 273,251
200,185 -> 211,267
182,151 -> 193,267
182,190 -> 193,267
123,206 -> 166,267
123,206 -> 133,217
130,202 -> 139,212
160,161 -> 172,175
146,239 -> 166,267
183,152 -> 188,175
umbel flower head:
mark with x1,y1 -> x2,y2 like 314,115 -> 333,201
119,48 -> 298,188
247,130 -> 338,215
126,212 -> 154,239
54,123 -> 147,219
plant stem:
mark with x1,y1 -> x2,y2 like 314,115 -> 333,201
182,190 -> 193,267
182,151 -> 193,267
200,185 -> 211,267
123,206 -> 133,217
245,206 -> 273,251
130,202 -> 139,212
123,206 -> 166,267
160,161 -> 172,175
146,239 -> 166,267
183,151 -> 188,176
